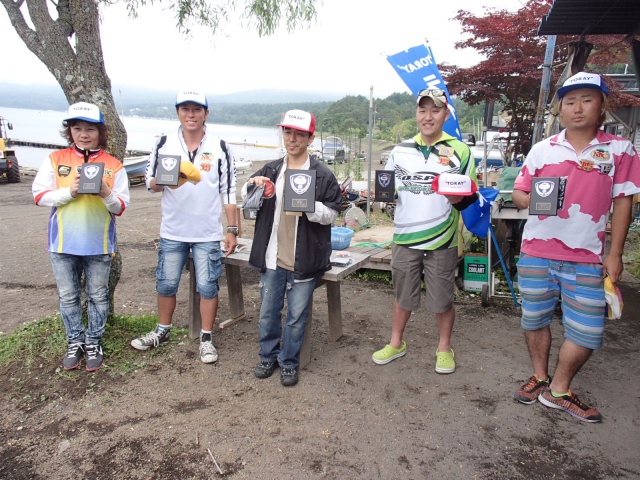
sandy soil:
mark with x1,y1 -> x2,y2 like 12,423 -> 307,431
1,163 -> 640,479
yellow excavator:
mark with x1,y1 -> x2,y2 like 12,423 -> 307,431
0,115 -> 20,183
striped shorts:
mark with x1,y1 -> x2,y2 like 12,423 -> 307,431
517,254 -> 605,350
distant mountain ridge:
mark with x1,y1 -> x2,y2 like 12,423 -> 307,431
0,82 -> 343,111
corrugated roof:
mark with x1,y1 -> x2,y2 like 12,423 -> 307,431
538,0 -> 640,36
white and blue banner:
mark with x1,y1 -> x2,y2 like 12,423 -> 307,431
386,43 -> 461,140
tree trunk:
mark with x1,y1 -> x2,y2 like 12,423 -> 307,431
1,0 -> 126,314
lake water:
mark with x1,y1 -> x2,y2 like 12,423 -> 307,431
1,107 -> 321,170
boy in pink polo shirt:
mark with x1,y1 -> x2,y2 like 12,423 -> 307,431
511,72 -> 640,422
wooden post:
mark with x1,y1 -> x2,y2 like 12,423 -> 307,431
325,281 -> 343,341
218,264 -> 247,328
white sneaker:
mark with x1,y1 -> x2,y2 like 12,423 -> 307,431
199,334 -> 218,364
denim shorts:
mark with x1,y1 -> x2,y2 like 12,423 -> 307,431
156,238 -> 223,299
517,254 -> 605,350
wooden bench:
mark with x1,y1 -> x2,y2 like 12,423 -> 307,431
348,245 -> 392,271
186,239 -> 372,368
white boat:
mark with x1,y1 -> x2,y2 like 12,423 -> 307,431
125,155 -> 253,178
236,158 -> 253,173
123,155 -> 148,177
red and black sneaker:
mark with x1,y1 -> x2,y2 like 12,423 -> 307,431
513,375 -> 551,405
538,387 -> 602,423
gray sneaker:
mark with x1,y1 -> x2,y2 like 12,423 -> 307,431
85,344 -> 104,372
131,327 -> 170,351
199,333 -> 218,364
62,342 -> 85,370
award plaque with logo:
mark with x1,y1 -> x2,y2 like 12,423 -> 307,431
155,154 -> 182,186
529,177 -> 561,216
284,169 -> 316,213
374,170 -> 395,202
77,163 -> 104,194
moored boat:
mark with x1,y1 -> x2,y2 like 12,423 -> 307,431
123,155 -> 148,177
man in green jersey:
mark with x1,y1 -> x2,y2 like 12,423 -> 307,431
372,88 -> 477,374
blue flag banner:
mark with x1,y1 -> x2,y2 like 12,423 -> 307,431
386,43 -> 461,139
460,188 -> 499,239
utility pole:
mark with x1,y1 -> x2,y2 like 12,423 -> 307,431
532,36 -> 557,145
367,86 -> 374,222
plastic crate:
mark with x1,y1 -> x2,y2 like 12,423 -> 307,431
331,227 -> 354,250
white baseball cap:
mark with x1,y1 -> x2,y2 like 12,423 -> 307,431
277,109 -> 316,134
432,173 -> 478,196
557,72 -> 609,99
64,102 -> 104,124
176,89 -> 208,108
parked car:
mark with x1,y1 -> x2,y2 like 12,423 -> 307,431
322,146 -> 346,164
355,151 -> 366,161
470,142 -> 505,169
380,151 -> 390,165
461,132 -> 476,146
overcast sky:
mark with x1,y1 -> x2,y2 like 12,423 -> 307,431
0,0 -> 526,98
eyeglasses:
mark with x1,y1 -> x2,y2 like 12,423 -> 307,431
417,88 -> 446,98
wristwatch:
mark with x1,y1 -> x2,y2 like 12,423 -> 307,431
227,225 -> 239,236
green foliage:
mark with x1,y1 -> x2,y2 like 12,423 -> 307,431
0,314 -> 186,375
128,0 -> 318,37
351,159 -> 363,180
316,92 -> 417,147
624,229 -> 640,279
350,269 -> 393,285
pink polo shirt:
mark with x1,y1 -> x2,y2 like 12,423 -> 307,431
515,130 -> 640,262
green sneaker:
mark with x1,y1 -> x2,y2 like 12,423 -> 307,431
435,348 -> 455,374
372,341 -> 406,365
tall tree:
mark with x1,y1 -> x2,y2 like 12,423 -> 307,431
442,0 -> 640,156
0,0 -> 317,160
0,0 -> 317,313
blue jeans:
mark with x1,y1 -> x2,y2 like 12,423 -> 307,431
258,267 -> 316,368
50,253 -> 112,345
156,238 -> 222,299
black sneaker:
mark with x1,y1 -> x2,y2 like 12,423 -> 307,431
254,360 -> 278,379
131,326 -> 170,351
62,342 -> 85,370
280,366 -> 299,387
85,344 -> 104,372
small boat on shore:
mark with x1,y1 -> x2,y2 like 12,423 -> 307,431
236,158 -> 253,174
123,155 -> 147,177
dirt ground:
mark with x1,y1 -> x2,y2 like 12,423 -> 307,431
1,162 -> 640,479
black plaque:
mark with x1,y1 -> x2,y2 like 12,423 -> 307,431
242,208 -> 258,220
77,162 -> 104,195
155,154 -> 181,186
529,177 -> 560,216
374,170 -> 395,202
284,169 -> 316,213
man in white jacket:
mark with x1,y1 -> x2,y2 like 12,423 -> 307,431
131,89 -> 238,364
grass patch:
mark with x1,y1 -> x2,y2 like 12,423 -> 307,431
0,314 -> 187,375
350,268 -> 393,285
624,229 -> 640,279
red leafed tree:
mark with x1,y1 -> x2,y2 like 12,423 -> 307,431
441,0 -> 640,156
